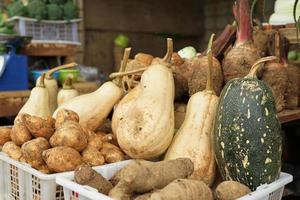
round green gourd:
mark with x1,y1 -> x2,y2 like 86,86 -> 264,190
214,56 -> 282,191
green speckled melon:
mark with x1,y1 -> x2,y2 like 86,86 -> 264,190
214,57 -> 282,191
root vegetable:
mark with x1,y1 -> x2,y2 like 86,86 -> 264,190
55,108 -> 79,129
222,0 -> 261,82
215,181 -> 251,200
174,103 -> 187,129
0,127 -> 11,145
135,179 -> 213,200
50,121 -> 88,152
82,147 -> 105,166
22,114 -> 55,139
11,123 -> 32,146
102,142 -> 120,150
101,147 -> 125,163
21,137 -> 50,169
2,141 -> 22,161
285,64 -> 300,108
109,158 -> 193,200
75,165 -> 113,195
42,146 -> 83,173
37,164 -> 51,174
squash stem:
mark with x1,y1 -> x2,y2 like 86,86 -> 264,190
36,73 -> 46,87
109,67 -> 148,79
163,38 -> 173,63
63,76 -> 74,89
206,33 -> 215,92
246,56 -> 278,78
117,48 -> 131,86
46,62 -> 78,79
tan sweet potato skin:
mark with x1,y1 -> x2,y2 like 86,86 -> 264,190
10,123 -> 32,146
2,141 -> 22,161
21,137 -> 50,169
215,181 -> 251,200
82,147 -> 105,166
22,114 -> 55,139
50,121 -> 88,152
55,109 -> 79,129
42,146 -> 83,173
0,127 -> 11,145
75,165 -> 113,195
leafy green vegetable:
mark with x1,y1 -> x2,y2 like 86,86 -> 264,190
63,0 -> 78,20
178,46 -> 197,59
47,3 -> 63,20
288,51 -> 298,60
7,0 -> 27,17
114,34 -> 129,48
28,0 -> 47,20
49,0 -> 66,4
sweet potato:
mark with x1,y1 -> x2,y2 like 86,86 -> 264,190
42,146 -> 83,173
50,121 -> 87,152
10,123 -> 32,146
75,165 -> 113,195
22,114 -> 55,139
0,127 -> 11,145
82,147 -> 105,166
21,137 -> 50,169
109,158 -> 194,200
215,181 -> 251,200
2,141 -> 22,161
55,109 -> 79,129
135,179 -> 213,200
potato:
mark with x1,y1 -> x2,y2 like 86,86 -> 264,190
82,147 -> 105,166
21,137 -> 50,169
0,127 -> 11,145
102,142 -> 120,150
55,109 -> 79,129
50,121 -> 88,152
101,147 -> 125,163
42,146 -> 83,173
87,135 -> 103,150
22,114 -> 55,139
2,141 -> 22,161
215,181 -> 251,200
10,123 -> 32,146
37,164 -> 51,174
75,165 -> 113,195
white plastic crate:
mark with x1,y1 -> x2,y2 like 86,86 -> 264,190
57,161 -> 293,200
0,152 -> 74,200
8,16 -> 81,45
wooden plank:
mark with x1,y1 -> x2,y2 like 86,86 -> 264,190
278,108 -> 300,123
21,43 -> 80,57
84,0 -> 203,36
0,90 -> 30,98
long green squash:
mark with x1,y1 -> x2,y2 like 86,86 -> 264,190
214,56 -> 282,191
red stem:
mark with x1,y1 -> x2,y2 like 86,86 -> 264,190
235,0 -> 252,44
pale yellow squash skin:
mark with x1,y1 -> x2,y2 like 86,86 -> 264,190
116,64 -> 175,159
18,86 -> 51,119
111,85 -> 142,135
57,88 -> 79,106
165,90 -> 218,186
44,78 -> 58,114
53,81 -> 123,131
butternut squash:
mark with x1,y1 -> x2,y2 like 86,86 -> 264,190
36,63 -> 77,115
53,49 -> 132,131
57,76 -> 79,106
17,74 -> 51,120
165,34 -> 218,186
114,38 -> 175,159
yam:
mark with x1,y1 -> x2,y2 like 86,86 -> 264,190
74,165 -> 113,195
11,123 -> 32,146
285,64 -> 300,109
82,147 -> 105,166
0,127 -> 11,145
101,147 -> 125,163
21,137 -> 50,169
42,146 -> 83,173
215,181 -> 251,200
135,179 -> 213,200
2,141 -> 22,161
55,109 -> 79,129
22,114 -> 55,139
49,121 -> 88,152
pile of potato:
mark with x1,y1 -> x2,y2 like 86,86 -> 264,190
0,109 -> 125,174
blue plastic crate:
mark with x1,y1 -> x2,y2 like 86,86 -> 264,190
0,54 -> 28,91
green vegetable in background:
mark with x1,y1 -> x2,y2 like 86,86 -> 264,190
63,0 -> 78,20
7,0 -> 27,17
28,0 -> 47,20
114,34 -> 129,48
49,0 -> 66,4
47,3 -> 63,20
288,50 -> 298,60
178,46 -> 197,59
